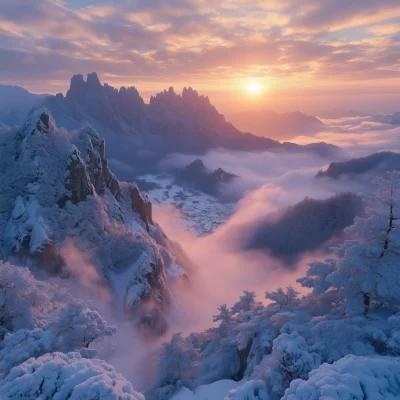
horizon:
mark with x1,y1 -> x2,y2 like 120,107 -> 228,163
0,73 -> 397,118
1,1 -> 400,115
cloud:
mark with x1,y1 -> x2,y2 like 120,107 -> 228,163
292,116 -> 400,156
0,0 -> 399,92
291,0 -> 400,33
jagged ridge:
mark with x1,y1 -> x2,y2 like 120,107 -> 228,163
43,73 -> 341,164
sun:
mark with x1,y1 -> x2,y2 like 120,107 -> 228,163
247,82 -> 261,94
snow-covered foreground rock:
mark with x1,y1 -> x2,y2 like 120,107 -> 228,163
171,380 -> 241,400
283,355 -> 400,400
137,174 -> 235,236
0,352 -> 144,400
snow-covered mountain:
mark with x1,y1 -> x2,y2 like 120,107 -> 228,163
0,85 -> 49,126
228,110 -> 325,140
0,106 -> 189,332
42,73 -> 340,171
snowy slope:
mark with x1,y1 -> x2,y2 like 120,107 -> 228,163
137,174 -> 235,235
0,85 -> 49,126
172,380 -> 241,400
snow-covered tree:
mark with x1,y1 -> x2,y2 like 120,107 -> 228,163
328,171 -> 400,315
262,331 -> 321,398
213,304 -> 232,337
265,286 -> 301,310
152,173 -> 400,399
0,261 -> 115,370
231,291 -> 257,314
225,380 -> 270,400
0,352 -> 144,400
155,332 -> 199,397
282,354 -> 400,400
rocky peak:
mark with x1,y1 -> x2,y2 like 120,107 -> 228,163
86,72 -> 102,90
185,158 -> 207,174
130,184 -> 153,231
23,106 -> 55,136
75,125 -> 121,200
66,74 -> 86,100
65,145 -> 93,205
211,167 -> 237,183
119,86 -> 144,106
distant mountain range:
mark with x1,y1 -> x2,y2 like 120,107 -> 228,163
228,110 -> 325,140
43,73 -> 340,162
0,85 -> 49,126
315,151 -> 400,181
0,74 -> 341,173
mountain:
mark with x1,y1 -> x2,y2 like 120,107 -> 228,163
0,85 -> 49,126
0,106 -> 190,332
42,73 -> 340,170
226,193 -> 363,265
228,110 -> 325,140
315,151 -> 400,181
175,159 -> 238,199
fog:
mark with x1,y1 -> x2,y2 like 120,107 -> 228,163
292,117 -> 400,156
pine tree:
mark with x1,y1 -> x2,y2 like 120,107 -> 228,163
328,171 -> 400,315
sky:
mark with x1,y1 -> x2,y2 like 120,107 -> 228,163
1,0 -> 400,114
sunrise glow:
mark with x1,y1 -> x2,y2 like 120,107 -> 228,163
247,82 -> 262,94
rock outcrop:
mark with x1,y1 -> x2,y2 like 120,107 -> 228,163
66,145 -> 93,204
130,184 -> 153,231
76,126 -> 121,200
175,158 -> 238,199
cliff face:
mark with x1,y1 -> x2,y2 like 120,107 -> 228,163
0,107 -> 187,332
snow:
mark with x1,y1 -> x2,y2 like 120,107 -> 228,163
0,352 -> 144,400
171,379 -> 241,400
283,355 -> 400,400
137,173 -> 235,236
0,261 -> 115,370
226,381 -> 270,400
0,108 -> 185,325
154,172 -> 400,397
